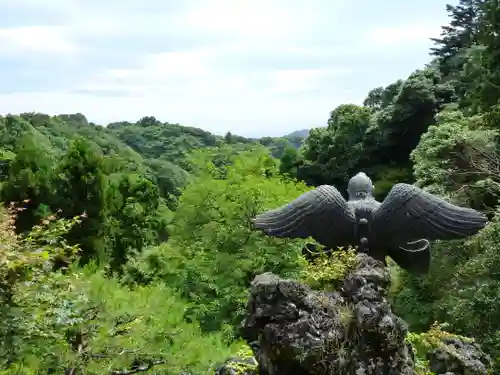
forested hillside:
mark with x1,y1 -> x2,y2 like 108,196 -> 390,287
1,0 -> 499,373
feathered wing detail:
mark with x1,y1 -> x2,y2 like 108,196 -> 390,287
251,185 -> 357,248
373,183 -> 488,246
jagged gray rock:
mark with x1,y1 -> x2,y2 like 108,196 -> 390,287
240,254 -> 416,375
427,336 -> 492,375
214,357 -> 259,375
214,253 -> 492,375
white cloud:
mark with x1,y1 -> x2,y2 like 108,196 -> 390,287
125,50 -> 213,79
105,51 -> 211,84
179,0 -> 326,43
0,0 -> 179,39
67,17 -> 127,38
0,26 -> 78,56
267,69 -> 333,93
76,49 -> 353,99
76,49 -> 223,96
363,21 -> 443,47
0,0 -> 72,12
179,0 -> 308,41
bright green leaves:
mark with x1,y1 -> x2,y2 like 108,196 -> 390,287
163,149 -> 309,332
122,148 -> 314,335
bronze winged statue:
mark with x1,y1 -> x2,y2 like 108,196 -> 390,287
251,172 -> 488,274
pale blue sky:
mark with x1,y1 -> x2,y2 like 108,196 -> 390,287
0,0 -> 456,137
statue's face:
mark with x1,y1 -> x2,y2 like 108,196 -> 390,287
347,172 -> 373,197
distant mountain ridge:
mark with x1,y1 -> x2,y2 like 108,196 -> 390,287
0,113 -> 309,168
283,129 -> 310,139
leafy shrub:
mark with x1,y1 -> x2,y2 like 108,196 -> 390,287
0,202 -> 83,369
300,247 -> 358,291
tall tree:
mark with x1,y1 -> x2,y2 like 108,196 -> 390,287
431,0 -> 486,75
106,172 -> 167,271
476,0 -> 500,112
1,134 -> 54,232
55,139 -> 108,263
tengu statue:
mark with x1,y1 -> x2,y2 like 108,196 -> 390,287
251,172 -> 487,274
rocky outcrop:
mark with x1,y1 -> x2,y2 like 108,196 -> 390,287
427,337 -> 492,375
240,254 -> 415,375
215,253 -> 492,375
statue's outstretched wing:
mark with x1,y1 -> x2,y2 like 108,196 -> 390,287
252,185 -> 357,248
373,183 -> 487,246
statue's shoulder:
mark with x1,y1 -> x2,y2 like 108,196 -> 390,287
368,198 -> 382,209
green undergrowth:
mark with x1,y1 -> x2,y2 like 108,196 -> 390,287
299,247 -> 358,291
406,322 -> 483,375
4,267 -> 247,374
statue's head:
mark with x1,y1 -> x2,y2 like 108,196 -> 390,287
347,172 -> 374,200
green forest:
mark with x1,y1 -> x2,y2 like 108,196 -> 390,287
1,0 -> 500,373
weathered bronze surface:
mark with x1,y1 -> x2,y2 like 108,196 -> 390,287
252,172 -> 488,273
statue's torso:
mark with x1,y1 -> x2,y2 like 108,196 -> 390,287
347,197 -> 381,251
